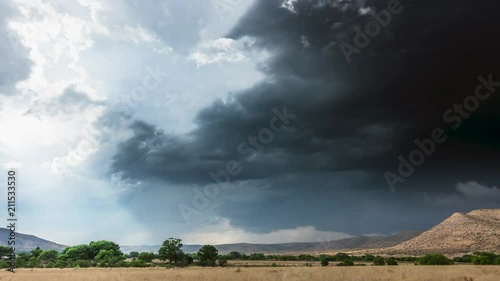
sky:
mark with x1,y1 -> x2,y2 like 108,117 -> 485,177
1,0 -> 499,246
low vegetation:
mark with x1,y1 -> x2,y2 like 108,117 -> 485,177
3,240 -> 499,269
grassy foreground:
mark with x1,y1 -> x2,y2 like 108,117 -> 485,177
0,266 -> 498,281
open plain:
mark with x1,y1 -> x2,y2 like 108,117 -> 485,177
0,266 -> 498,281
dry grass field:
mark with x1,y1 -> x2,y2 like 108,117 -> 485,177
0,266 -> 498,281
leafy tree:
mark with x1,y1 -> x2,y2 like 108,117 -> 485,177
30,247 -> 43,258
129,252 -> 139,258
364,254 -> 375,261
417,254 -> 452,265
336,259 -> 354,266
453,254 -> 473,263
249,253 -> 266,260
72,259 -> 91,268
493,256 -> 500,265
63,244 -> 93,261
39,250 -> 59,264
0,246 -> 11,257
137,252 -> 155,262
386,257 -> 398,266
373,256 -> 385,266
471,252 -> 497,265
128,259 -> 149,267
158,238 -> 185,264
94,249 -> 125,267
334,253 -> 350,261
228,251 -> 242,260
89,241 -> 122,259
197,245 -> 219,267
16,252 -> 30,268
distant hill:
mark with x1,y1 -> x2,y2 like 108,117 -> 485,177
120,231 -> 422,254
0,228 -> 67,252
370,209 -> 500,256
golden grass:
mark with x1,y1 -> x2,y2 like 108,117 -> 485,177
0,266 -> 498,281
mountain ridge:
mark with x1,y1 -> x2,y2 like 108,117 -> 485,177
363,209 -> 500,256
0,228 -> 67,252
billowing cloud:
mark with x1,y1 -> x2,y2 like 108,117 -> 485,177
110,0 -> 500,237
0,1 -> 32,94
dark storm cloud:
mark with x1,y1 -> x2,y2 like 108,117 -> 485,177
0,1 -> 32,94
111,0 -> 500,234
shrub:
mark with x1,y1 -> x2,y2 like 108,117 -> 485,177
336,259 -> 355,266
321,259 -> 329,266
417,254 -> 452,265
364,254 -> 375,261
217,258 -> 228,267
472,253 -> 497,265
334,253 -> 350,262
386,257 -> 398,266
128,260 -> 148,267
373,256 -> 385,266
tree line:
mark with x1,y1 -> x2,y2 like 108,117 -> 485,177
1,238 -> 499,269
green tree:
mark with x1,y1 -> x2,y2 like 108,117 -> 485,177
39,250 -> 59,264
493,256 -> 500,265
16,252 -> 30,268
336,259 -> 354,266
94,249 -> 125,267
364,254 -> 375,261
228,251 -> 242,260
63,244 -> 93,261
30,247 -> 43,258
386,257 -> 398,266
158,238 -> 185,264
417,254 -> 452,265
129,252 -> 139,258
373,256 -> 385,266
321,259 -> 329,266
89,241 -> 122,258
197,245 -> 218,267
0,246 -> 11,257
471,252 -> 496,265
137,252 -> 155,262
334,253 -> 350,261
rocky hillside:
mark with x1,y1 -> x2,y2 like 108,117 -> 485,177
374,209 -> 500,256
0,228 -> 67,252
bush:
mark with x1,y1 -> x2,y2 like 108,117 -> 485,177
334,253 -> 350,262
336,259 -> 355,266
321,259 -> 329,266
373,257 -> 385,266
128,260 -> 148,267
472,253 -> 497,265
386,257 -> 398,266
417,254 -> 452,265
72,260 -> 91,268
0,260 -> 9,268
217,258 -> 228,267
364,254 -> 375,261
